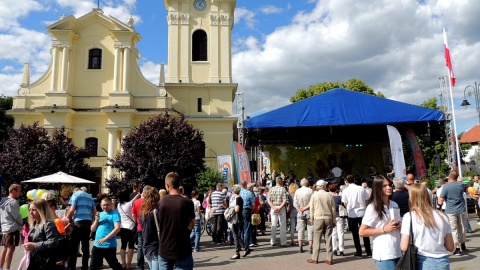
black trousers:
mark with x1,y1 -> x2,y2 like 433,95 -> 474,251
90,246 -> 123,270
348,217 -> 371,255
68,220 -> 91,270
212,214 -> 225,243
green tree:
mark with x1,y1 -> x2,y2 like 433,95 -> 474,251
0,95 -> 14,150
195,167 -> 223,195
290,78 -> 381,102
106,113 -> 205,196
0,123 -> 92,198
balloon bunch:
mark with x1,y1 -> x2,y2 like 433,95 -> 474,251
26,189 -> 55,200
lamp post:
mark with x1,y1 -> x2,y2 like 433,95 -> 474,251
461,82 -> 480,124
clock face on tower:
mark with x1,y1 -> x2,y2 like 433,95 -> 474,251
193,0 -> 207,11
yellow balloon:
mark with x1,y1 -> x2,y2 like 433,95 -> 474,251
468,187 -> 476,197
36,189 -> 45,199
26,190 -> 33,200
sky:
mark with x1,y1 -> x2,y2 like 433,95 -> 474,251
1,0 -> 480,134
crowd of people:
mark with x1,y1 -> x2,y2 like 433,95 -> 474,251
0,169 -> 477,270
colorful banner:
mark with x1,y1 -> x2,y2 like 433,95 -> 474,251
387,125 -> 407,179
231,141 -> 252,183
217,155 -> 234,187
406,128 -> 428,179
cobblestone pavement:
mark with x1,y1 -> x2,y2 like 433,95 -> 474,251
8,214 -> 480,270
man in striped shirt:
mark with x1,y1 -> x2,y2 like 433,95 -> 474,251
209,183 -> 226,244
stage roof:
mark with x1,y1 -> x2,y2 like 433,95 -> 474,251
244,88 -> 445,129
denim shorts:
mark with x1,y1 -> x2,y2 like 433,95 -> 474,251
374,258 -> 399,270
417,254 -> 450,270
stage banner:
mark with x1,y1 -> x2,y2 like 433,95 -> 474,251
232,141 -> 252,183
261,151 -> 271,175
405,128 -> 428,179
387,125 -> 407,179
217,155 -> 234,188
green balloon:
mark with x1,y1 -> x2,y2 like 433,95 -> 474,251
20,204 -> 29,219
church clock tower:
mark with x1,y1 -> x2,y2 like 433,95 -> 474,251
164,0 -> 236,83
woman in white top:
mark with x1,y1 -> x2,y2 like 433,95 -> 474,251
117,189 -> 140,269
189,189 -> 202,252
359,175 -> 402,270
401,184 -> 454,270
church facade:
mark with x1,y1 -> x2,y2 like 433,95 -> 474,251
9,0 -> 238,191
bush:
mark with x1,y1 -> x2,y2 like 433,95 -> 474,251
196,167 -> 223,195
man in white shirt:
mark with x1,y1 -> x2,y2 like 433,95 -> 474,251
293,178 -> 314,253
341,175 -> 371,257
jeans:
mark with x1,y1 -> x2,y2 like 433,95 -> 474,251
348,217 -> 371,255
68,220 -> 91,270
242,208 -> 252,249
289,216 -> 297,239
159,254 -> 193,270
189,219 -> 201,251
137,231 -> 145,270
90,246 -> 123,270
465,215 -> 472,231
417,254 -> 450,270
145,255 -> 161,270
211,214 -> 225,243
374,258 -> 399,270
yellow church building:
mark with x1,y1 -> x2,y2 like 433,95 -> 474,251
8,0 -> 238,192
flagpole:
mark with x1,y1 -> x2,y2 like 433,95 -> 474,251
444,27 -> 463,177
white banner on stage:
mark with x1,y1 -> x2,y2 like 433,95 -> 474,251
217,155 -> 234,188
261,151 -> 271,175
387,125 -> 407,179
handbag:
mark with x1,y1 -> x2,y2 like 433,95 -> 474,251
395,214 -> 418,270
224,196 -> 238,224
251,213 -> 261,226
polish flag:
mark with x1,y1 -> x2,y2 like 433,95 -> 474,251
443,28 -> 456,86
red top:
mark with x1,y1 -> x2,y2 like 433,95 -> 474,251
132,198 -> 143,231
253,196 -> 260,214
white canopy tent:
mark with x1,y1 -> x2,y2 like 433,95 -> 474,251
22,171 -> 95,184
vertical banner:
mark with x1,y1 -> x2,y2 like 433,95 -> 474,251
261,151 -> 271,175
232,141 -> 252,183
387,125 -> 407,179
405,128 -> 428,179
217,155 -> 234,188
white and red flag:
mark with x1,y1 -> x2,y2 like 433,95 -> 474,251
443,27 -> 456,86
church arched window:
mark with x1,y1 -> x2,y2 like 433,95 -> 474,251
88,48 -> 102,69
192,30 -> 207,61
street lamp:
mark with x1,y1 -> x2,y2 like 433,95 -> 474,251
461,82 -> 480,124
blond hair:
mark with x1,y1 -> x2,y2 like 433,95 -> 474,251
159,189 -> 167,199
288,183 -> 299,195
408,183 -> 438,228
28,199 -> 55,228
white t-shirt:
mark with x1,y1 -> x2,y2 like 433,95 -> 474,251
362,201 -> 402,261
341,184 -> 369,218
117,201 -> 135,230
192,198 -> 201,220
401,211 -> 451,258
437,186 -> 446,210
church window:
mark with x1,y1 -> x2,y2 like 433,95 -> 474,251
192,30 -> 207,61
86,137 -> 98,157
88,48 -> 102,69
197,98 -> 202,112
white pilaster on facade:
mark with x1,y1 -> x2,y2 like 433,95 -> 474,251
180,22 -> 189,82
60,46 -> 69,92
113,46 -> 121,92
106,129 -> 118,177
210,17 -> 219,82
50,46 -> 59,91
120,128 -> 130,153
122,47 -> 130,92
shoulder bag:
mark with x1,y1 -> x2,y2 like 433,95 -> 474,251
395,213 -> 418,270
224,196 -> 238,224
153,209 -> 160,242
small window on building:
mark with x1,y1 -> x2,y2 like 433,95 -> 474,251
192,30 -> 207,61
197,98 -> 202,112
86,137 -> 98,157
200,141 -> 206,158
88,48 -> 102,69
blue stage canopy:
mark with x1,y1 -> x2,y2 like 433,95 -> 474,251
244,88 -> 445,129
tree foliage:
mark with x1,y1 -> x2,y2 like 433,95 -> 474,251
0,96 -> 14,150
0,123 -> 92,198
106,113 -> 205,196
290,78 -> 382,102
195,167 -> 223,195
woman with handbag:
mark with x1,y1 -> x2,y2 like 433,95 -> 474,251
288,183 -> 299,246
118,189 -> 140,269
139,187 -> 161,270
400,184 -> 454,270
23,199 -> 60,270
229,185 -> 244,260
359,176 -> 402,270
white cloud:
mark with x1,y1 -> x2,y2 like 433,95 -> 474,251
260,5 -> 283,15
55,0 -> 141,24
234,7 -> 256,29
139,60 -> 162,85
0,0 -> 45,30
